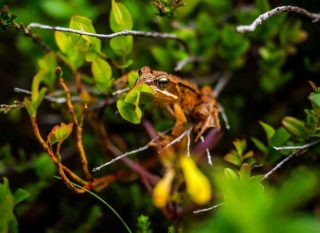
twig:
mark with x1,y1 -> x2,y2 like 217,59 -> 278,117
213,72 -> 231,98
187,127 -> 191,156
174,56 -> 201,72
193,203 -> 224,214
263,150 -> 298,180
162,126 -> 193,151
112,87 -> 130,96
0,101 -> 24,113
92,144 -> 150,172
263,141 -> 319,180
218,103 -> 230,130
14,87 -> 80,104
27,23 -> 189,52
59,77 -> 92,180
273,141 -> 320,151
237,5 -> 320,33
200,136 -> 212,165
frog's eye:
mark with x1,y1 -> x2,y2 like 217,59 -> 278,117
156,76 -> 169,88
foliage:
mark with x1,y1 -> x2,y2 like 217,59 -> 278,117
0,178 -> 29,233
1,0 -> 320,232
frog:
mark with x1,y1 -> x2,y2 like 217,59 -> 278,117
135,66 -> 220,141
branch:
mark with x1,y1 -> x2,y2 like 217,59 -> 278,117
263,141 -> 320,180
236,5 -> 320,33
92,144 -> 150,172
27,23 -> 189,52
193,203 -> 224,214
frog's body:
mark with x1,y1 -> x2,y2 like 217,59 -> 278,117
136,66 -> 220,141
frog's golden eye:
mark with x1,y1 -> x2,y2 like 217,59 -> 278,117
156,76 -> 169,88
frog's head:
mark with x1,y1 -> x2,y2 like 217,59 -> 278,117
135,66 -> 179,102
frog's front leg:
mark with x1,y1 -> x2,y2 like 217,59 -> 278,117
171,103 -> 187,136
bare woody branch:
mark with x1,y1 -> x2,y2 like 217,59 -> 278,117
237,5 -> 320,33
262,140 -> 320,180
27,22 -> 189,51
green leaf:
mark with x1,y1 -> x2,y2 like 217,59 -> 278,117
110,0 -> 133,32
219,25 -> 250,63
224,151 -> 240,166
176,0 -> 201,18
309,93 -> 320,109
127,70 -> 139,87
239,163 -> 251,180
251,137 -> 268,154
24,98 -> 35,118
13,189 -> 30,206
91,58 -> 113,92
24,70 -> 48,118
0,178 -> 18,233
31,69 -> 45,104
110,36 -> 133,56
55,31 -> 74,53
69,15 -> 101,53
233,139 -> 246,156
282,116 -> 309,138
38,52 -> 57,87
117,99 -> 142,124
259,121 -> 275,142
271,127 -> 291,147
33,153 -> 56,179
47,122 -> 73,145
224,168 -> 239,180
116,84 -> 153,124
255,0 -> 270,12
55,31 -> 85,69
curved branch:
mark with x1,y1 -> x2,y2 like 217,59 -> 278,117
27,23 -> 189,51
237,5 -> 320,33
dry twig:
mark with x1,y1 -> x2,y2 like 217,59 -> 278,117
237,5 -> 320,33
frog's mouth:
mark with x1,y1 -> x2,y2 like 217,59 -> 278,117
154,89 -> 178,100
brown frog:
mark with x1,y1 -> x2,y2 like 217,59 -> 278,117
136,66 -> 220,141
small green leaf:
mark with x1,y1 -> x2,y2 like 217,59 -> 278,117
0,178 -> 18,233
233,139 -> 246,156
224,151 -> 241,166
271,127 -> 291,147
259,121 -> 275,141
69,15 -> 101,53
110,36 -> 133,56
251,137 -> 268,154
224,168 -> 239,180
124,89 -> 140,105
239,163 -> 251,180
309,93 -> 320,109
91,58 -> 113,92
243,151 -> 254,159
31,69 -> 46,104
47,122 -> 73,145
135,83 -> 154,95
127,70 -> 139,87
38,52 -> 57,87
55,31 -> 73,53
24,98 -> 35,118
110,0 -> 133,32
282,116 -> 309,138
117,99 -> 142,124
33,152 -> 56,179
13,189 -> 30,206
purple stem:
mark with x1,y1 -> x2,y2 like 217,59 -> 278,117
192,128 -> 220,156
142,119 -> 158,139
